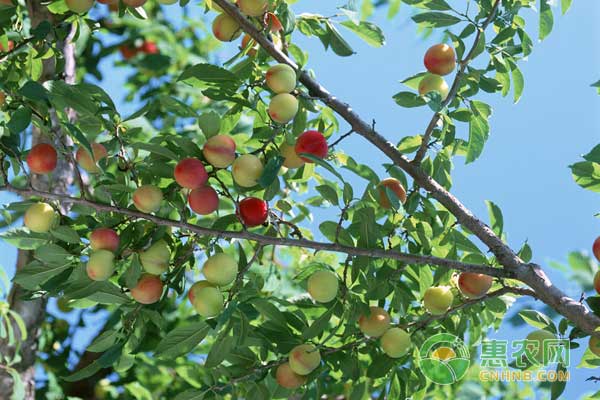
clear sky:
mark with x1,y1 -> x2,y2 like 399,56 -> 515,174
1,0 -> 599,397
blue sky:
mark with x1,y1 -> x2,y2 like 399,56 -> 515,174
2,0 -> 600,397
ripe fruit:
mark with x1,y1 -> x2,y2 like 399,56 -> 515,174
203,253 -> 238,286
24,202 -> 56,233
212,13 -> 242,42
589,336 -> 600,357
418,74 -> 449,100
130,274 -> 164,304
240,35 -> 258,56
203,134 -> 236,168
377,178 -> 407,209
133,185 -> 163,213
266,64 -> 297,94
380,327 -> 411,358
594,271 -> 600,295
237,0 -> 268,17
232,154 -> 264,187
90,228 -> 119,252
593,237 -> 600,262
27,143 -> 57,174
281,143 -> 305,169
86,250 -> 115,281
307,270 -> 338,303
268,93 -> 298,124
237,197 -> 268,227
0,0 -> 13,6
424,44 -> 456,76
423,286 -> 453,315
188,281 -> 214,304
119,45 -> 138,59
295,131 -> 328,162
140,40 -> 159,54
192,286 -> 224,317
174,158 -> 208,189
0,92 -> 5,107
0,40 -> 14,52
123,0 -> 146,7
140,240 -> 170,275
276,363 -> 307,389
188,186 -> 219,215
457,272 -> 493,299
525,329 -> 555,364
289,344 -> 321,375
358,307 -> 391,337
76,143 -> 108,173
65,0 -> 94,13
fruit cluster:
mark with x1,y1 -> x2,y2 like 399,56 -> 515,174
418,43 -> 456,100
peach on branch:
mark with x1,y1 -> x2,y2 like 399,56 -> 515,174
237,0 -> 268,17
123,0 -> 146,6
593,236 -> 600,262
377,178 -> 407,209
119,45 -> 138,59
266,64 -> 297,94
66,0 -> 94,13
140,40 -> 159,54
589,336 -> 600,357
203,134 -> 236,168
27,143 -> 57,174
594,271 -> 600,295
525,329 -> 555,364
140,240 -> 170,275
24,202 -> 57,233
0,40 -> 14,52
307,270 -> 338,303
276,362 -> 307,389
457,272 -> 493,299
86,250 -> 115,281
418,74 -> 449,100
0,92 -> 5,107
130,274 -> 164,304
192,286 -> 224,317
90,228 -> 119,252
203,253 -> 238,286
188,186 -> 219,215
268,93 -> 298,124
188,280 -> 214,304
280,143 -> 305,169
358,306 -> 391,338
423,286 -> 453,315
212,13 -> 242,42
133,185 -> 163,213
289,344 -> 321,375
232,154 -> 264,187
295,130 -> 328,162
174,158 -> 208,189
76,142 -> 108,173
380,327 -> 411,358
237,197 -> 268,227
424,44 -> 456,76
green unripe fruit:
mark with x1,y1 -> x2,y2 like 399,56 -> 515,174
237,0 -> 268,17
418,74 -> 449,100
66,0 -> 94,13
266,64 -> 297,94
86,250 -> 115,281
232,154 -> 264,187
380,327 -> 411,358
526,329 -> 555,364
140,240 -> 170,275
268,93 -> 298,124
307,270 -> 338,303
24,202 -> 57,233
589,336 -> 600,357
133,185 -> 163,213
423,286 -> 453,315
192,286 -> 224,317
289,344 -> 321,375
202,253 -> 238,286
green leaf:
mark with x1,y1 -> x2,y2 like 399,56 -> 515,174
13,260 -> 72,289
50,226 -> 80,244
131,142 -> 178,161
511,65 -> 524,104
550,363 -> 567,399
258,156 -> 284,188
397,135 -> 422,154
539,0 -> 554,41
315,184 -> 339,206
340,20 -> 385,48
485,200 -> 503,237
302,306 -> 334,340
155,321 -> 210,359
87,329 -> 122,352
325,21 -> 355,57
519,309 -> 556,331
465,115 -> 489,164
204,334 -> 236,368
34,244 -> 73,266
561,0 -> 573,15
412,12 -> 461,27
7,107 -> 32,134
392,92 -> 426,108
0,228 -> 49,250
570,161 -> 600,192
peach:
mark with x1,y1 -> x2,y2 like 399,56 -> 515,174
380,327 -> 411,358
594,271 -> 600,295
0,0 -> 13,6
232,154 -> 264,187
266,64 -> 297,94
281,143 -> 305,169
593,237 -> 600,262
268,93 -> 298,124
418,74 -> 449,100
295,130 -> 328,162
130,274 -> 164,304
66,0 -> 94,13
237,0 -> 267,17
140,240 -> 170,275
90,228 -> 119,252
237,197 -> 268,227
276,362 -> 307,389
174,158 -> 208,189
188,186 -> 219,215
212,13 -> 242,42
27,143 -> 57,174
24,202 -> 57,233
358,306 -> 391,337
423,286 -> 453,315
203,253 -> 237,286
191,286 -> 224,317
86,250 -> 115,281
307,270 -> 338,303
0,40 -> 14,52
289,344 -> 321,375
377,178 -> 407,209
457,272 -> 493,299
0,92 -> 5,107
207,0 -> 233,12
525,330 -> 555,364
123,0 -> 146,6
188,280 -> 214,304
203,134 -> 236,168
424,44 -> 456,76
76,142 -> 108,173
240,35 -> 258,57
140,40 -> 159,54
119,45 -> 138,59
589,336 -> 600,357
133,185 -> 163,213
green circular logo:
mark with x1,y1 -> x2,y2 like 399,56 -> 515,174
417,333 -> 470,385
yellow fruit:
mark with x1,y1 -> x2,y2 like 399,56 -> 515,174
380,327 -> 411,358
307,270 -> 338,303
24,202 -> 57,233
289,344 -> 321,375
423,286 -> 453,315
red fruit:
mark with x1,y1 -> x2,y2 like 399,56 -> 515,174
140,40 -> 159,54
593,237 -> 600,262
0,40 -> 14,52
90,228 -> 120,252
424,44 -> 456,76
188,186 -> 219,215
295,130 -> 328,162
119,45 -> 138,60
238,197 -> 268,227
174,158 -> 208,189
594,271 -> 600,295
130,274 -> 164,304
27,143 -> 58,174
